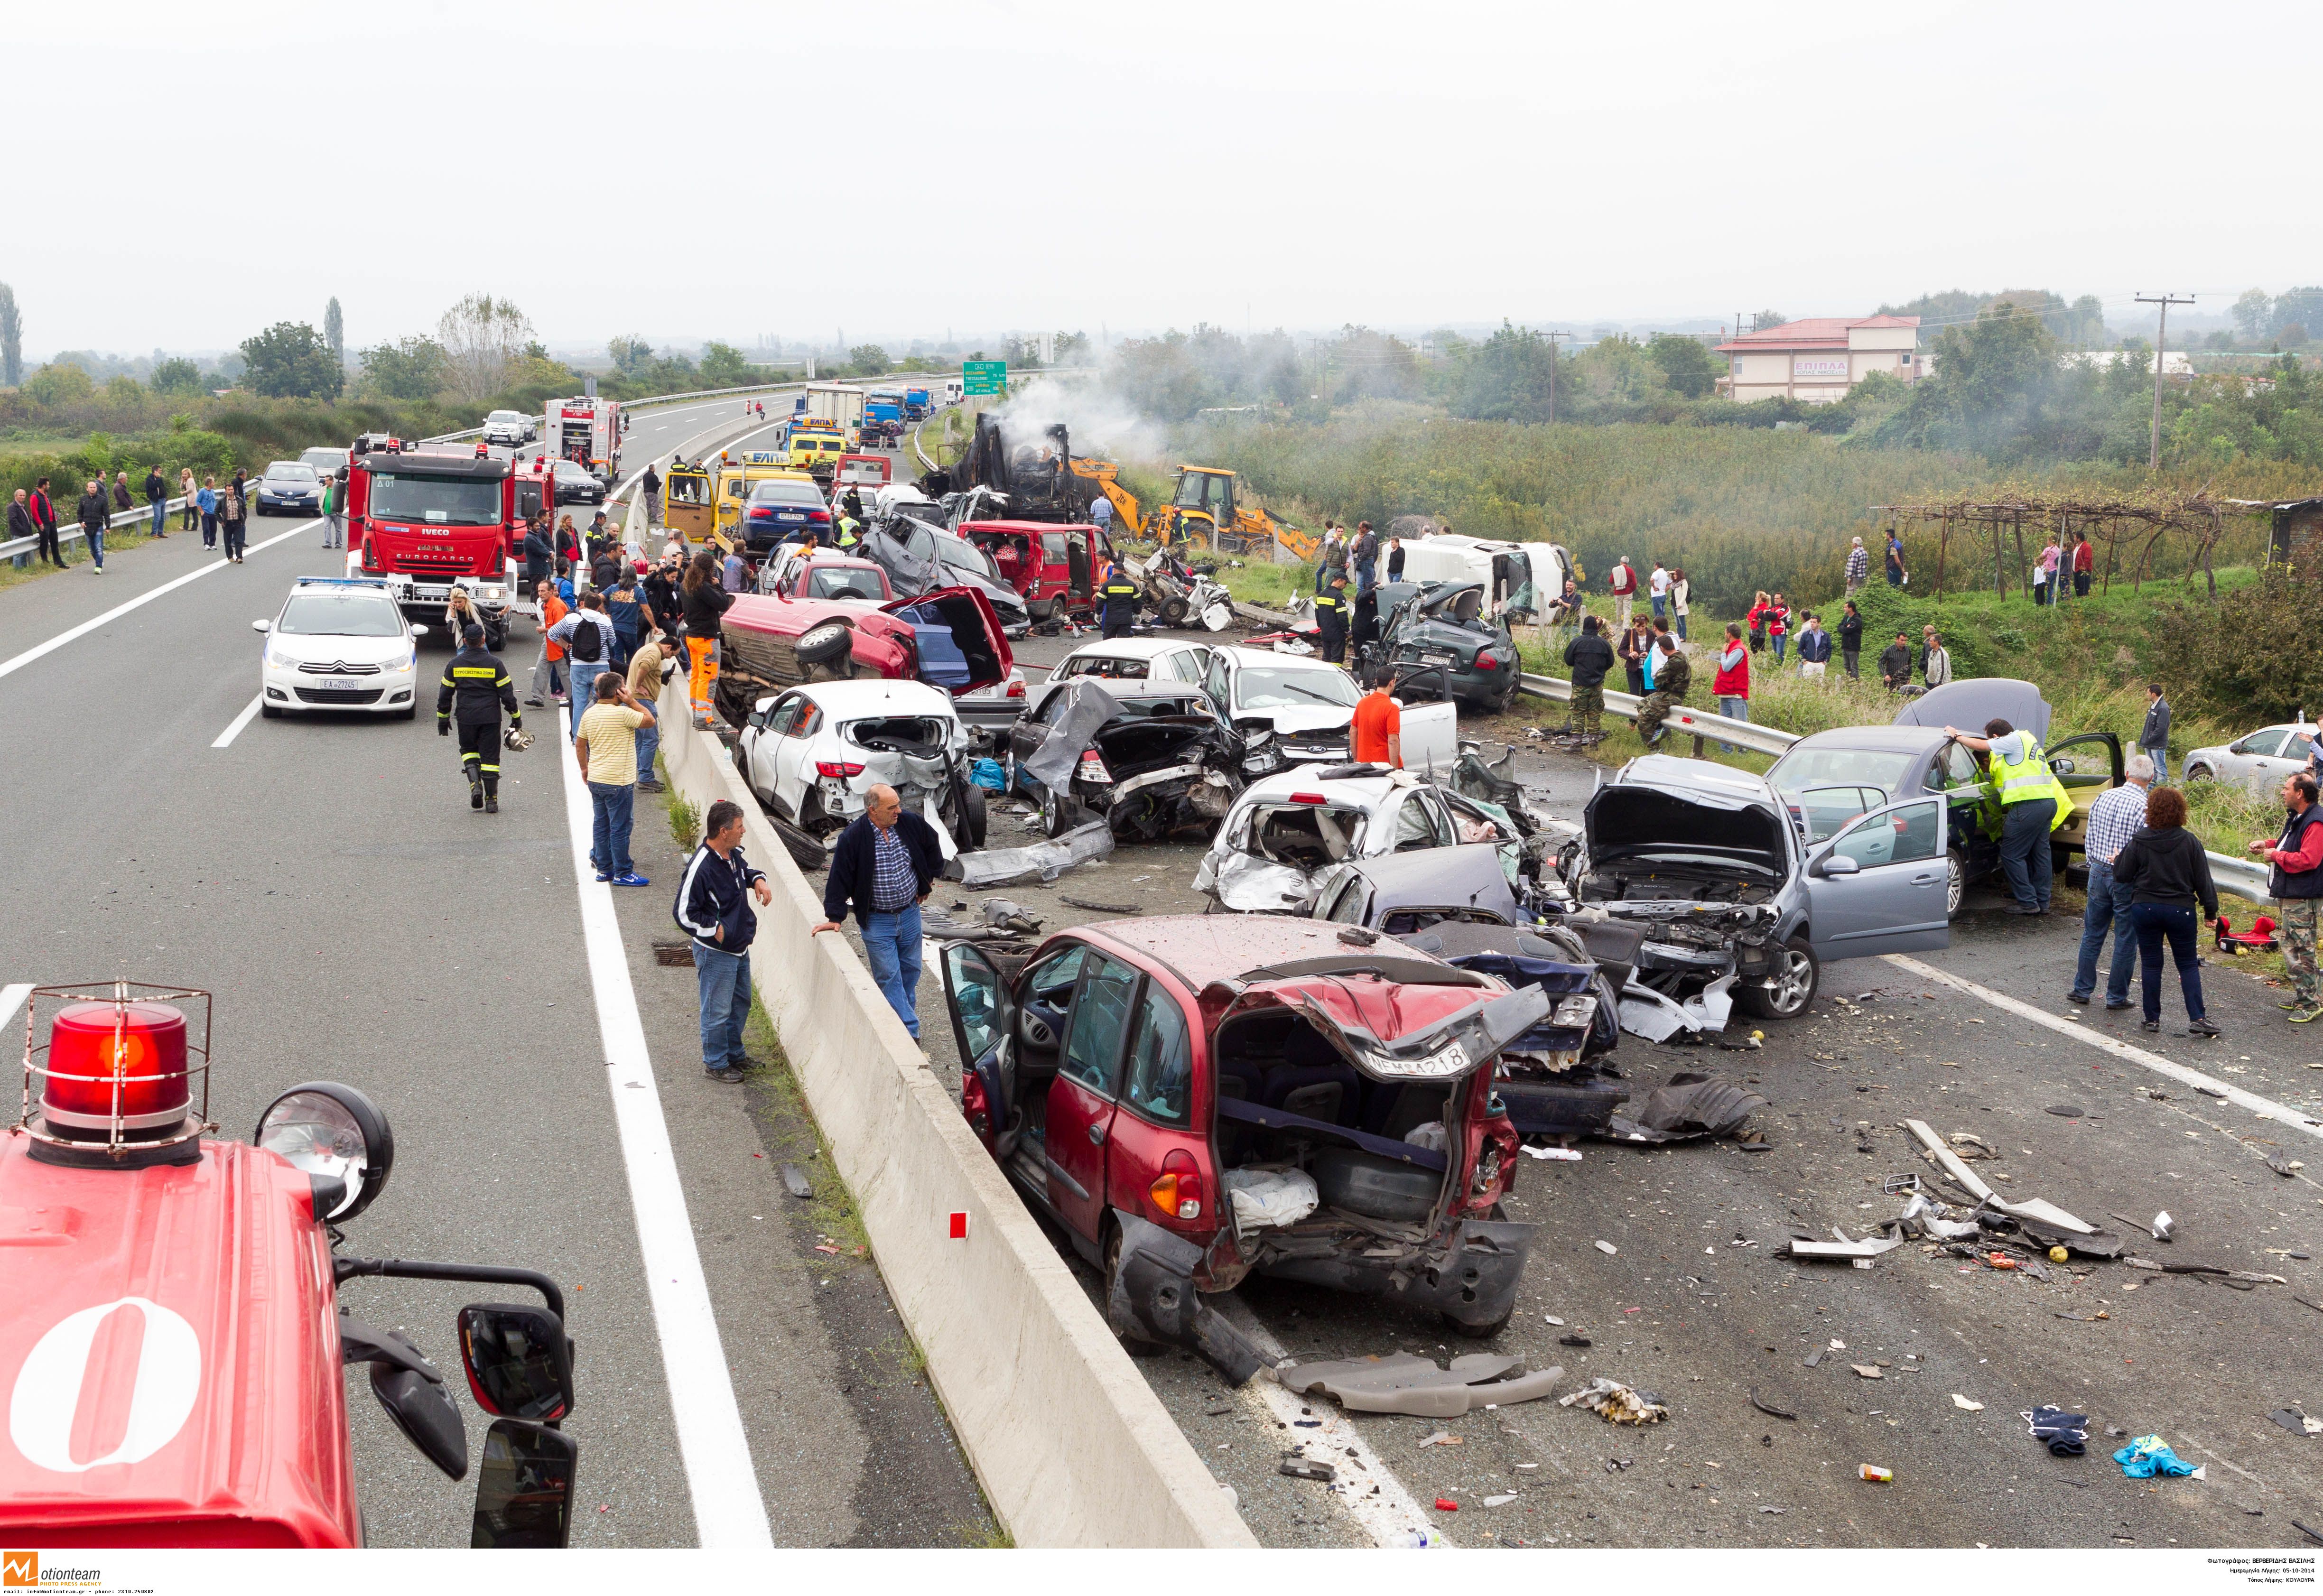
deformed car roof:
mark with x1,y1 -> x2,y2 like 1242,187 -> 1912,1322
1330,843 -> 1518,922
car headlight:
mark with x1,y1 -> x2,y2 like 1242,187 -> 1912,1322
267,645 -> 292,668
388,651 -> 415,673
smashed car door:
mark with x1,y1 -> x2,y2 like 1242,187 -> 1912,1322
1045,952 -> 1135,1242
941,942 -> 1016,1137
1804,796 -> 1951,960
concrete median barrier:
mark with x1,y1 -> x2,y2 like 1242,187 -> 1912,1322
654,688 -> 1256,1549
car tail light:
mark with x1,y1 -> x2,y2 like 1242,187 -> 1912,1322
1473,653 -> 1499,670
1150,1149 -> 1202,1221
1006,676 -> 1026,698
1290,791 -> 1326,806
809,510 -> 831,523
816,761 -> 865,779
1078,750 -> 1114,784
961,1070 -> 990,1139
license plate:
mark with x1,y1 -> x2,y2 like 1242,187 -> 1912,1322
319,677 -> 358,691
1419,651 -> 1454,666
779,512 -> 803,521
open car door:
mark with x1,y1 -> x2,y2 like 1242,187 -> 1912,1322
941,944 -> 1017,1149
1803,796 -> 1951,961
2044,731 -> 2124,858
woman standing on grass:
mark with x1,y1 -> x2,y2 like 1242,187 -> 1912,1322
2110,784 -> 2221,1037
1670,567 -> 1690,641
1617,615 -> 1650,697
1747,590 -> 1772,652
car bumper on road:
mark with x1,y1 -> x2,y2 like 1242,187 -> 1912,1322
261,663 -> 417,713
1255,1215 -> 1535,1329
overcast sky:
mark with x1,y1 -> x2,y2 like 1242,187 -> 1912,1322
14,0 -> 2316,359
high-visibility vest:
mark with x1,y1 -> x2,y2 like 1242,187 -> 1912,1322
836,517 -> 859,547
1993,732 -> 2072,829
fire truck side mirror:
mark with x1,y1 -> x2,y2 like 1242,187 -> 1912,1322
457,1303 -> 576,1423
471,1419 -> 578,1549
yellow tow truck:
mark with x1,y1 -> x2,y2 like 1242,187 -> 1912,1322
663,460 -> 715,545
711,451 -> 819,547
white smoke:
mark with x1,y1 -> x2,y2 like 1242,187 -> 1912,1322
986,372 -> 1170,468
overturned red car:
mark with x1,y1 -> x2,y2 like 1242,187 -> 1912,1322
713,585 -> 1014,730
939,918 -> 1546,1376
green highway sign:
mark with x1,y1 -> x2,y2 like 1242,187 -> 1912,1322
962,360 -> 1008,396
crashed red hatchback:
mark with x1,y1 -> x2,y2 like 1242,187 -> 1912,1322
940,918 -> 1546,1376
714,585 -> 1012,728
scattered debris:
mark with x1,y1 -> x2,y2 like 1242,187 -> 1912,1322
1277,1352 -> 1564,1418
2196,1085 -> 2229,1100
2044,1104 -> 2086,1118
1759,1505 -> 1788,1514
2269,1408 -> 2322,1437
954,819 -> 1115,887
2053,1311 -> 2111,1321
2268,1153 -> 2301,1178
1595,1240 -> 1619,1255
1434,1498 -> 1459,1512
2293,1520 -> 2323,1547
1858,1464 -> 1894,1484
1803,1350 -> 1824,1368
779,1163 -> 813,1199
978,899 -> 1045,934
2023,1407 -> 2090,1456
2109,1212 -> 2159,1240
1484,1493 -> 1519,1507
1203,1400 -> 1235,1417
1059,894 -> 1141,915
1952,1394 -> 1985,1411
1560,1335 -> 1593,1348
1277,1457 -> 1337,1482
1522,1145 -> 1584,1161
1792,1233 -> 1905,1264
1904,1119 -> 2098,1235
1600,1073 -> 1767,1145
1544,1315 -> 1566,1326
1559,1377 -> 1669,1425
1749,1390 -> 1798,1421
2114,1434 -> 2198,1478
2151,1211 -> 2175,1243
1417,1430 -> 1463,1448
1852,1365 -> 1885,1380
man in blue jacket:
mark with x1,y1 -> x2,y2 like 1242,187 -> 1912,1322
813,783 -> 943,1040
674,798 -> 773,1082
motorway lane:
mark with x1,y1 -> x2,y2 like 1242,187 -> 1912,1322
915,624 -> 2323,1548
0,391 -> 893,1548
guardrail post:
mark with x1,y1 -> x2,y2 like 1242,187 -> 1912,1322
1692,733 -> 1706,758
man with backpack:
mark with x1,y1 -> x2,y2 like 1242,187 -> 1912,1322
546,592 -> 615,736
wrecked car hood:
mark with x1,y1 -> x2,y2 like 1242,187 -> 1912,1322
1891,677 -> 2050,742
1584,760 -> 1790,880
1020,678 -> 1121,789
1254,704 -> 1357,739
1208,973 -> 1550,1085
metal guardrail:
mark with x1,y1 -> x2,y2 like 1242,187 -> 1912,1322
0,493 -> 206,565
2208,851 -> 2274,905
1515,670 -> 1801,757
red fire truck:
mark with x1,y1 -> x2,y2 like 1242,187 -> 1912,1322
543,396 -> 623,482
347,437 -> 527,649
0,984 -> 579,1548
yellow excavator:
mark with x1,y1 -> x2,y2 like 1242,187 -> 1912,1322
1069,460 -> 1313,562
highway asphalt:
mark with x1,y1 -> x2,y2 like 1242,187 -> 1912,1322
905,623 -> 2323,1549
0,394 -> 990,1547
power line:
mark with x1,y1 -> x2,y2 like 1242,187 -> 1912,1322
2134,292 -> 2195,468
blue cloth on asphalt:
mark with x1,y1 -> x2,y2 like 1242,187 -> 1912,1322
971,757 -> 1008,791
2113,1435 -> 2196,1477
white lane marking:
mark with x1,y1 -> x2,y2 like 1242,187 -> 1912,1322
613,411 -> 788,503
553,703 -> 772,1547
0,985 -> 30,1041
210,694 -> 265,749
1212,1296 -> 1448,1547
1884,953 -> 2323,1142
0,519 -> 321,687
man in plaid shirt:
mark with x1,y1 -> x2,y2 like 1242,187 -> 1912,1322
2070,755 -> 2155,1008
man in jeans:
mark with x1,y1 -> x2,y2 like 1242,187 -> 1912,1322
813,783 -> 942,1039
2139,684 -> 2172,783
143,464 -> 169,539
320,468 -> 346,550
2070,754 -> 2154,1009
76,479 -> 109,573
675,799 -> 772,1083
548,593 -> 613,737
626,627 -> 667,794
573,673 -> 654,887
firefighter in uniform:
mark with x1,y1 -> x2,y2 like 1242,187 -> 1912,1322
1313,571 -> 1350,665
439,622 -> 523,813
1099,560 -> 1142,639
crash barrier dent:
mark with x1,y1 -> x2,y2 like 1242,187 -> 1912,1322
653,691 -> 1259,1550
1514,670 -> 2270,903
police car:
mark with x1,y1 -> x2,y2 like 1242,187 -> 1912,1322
252,577 -> 427,720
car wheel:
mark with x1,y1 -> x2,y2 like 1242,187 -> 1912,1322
1041,788 -> 1075,839
1944,849 -> 1966,919
399,704 -> 417,721
2184,762 -> 2215,784
1738,937 -> 1818,1020
260,702 -> 280,719
1158,595 -> 1189,627
772,814 -> 830,872
960,780 -> 988,848
794,621 -> 853,668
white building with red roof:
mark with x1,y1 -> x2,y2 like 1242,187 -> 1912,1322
1715,314 -> 1921,404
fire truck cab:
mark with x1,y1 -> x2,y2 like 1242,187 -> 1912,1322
0,983 -> 579,1549
347,439 -> 522,649
544,396 -> 623,482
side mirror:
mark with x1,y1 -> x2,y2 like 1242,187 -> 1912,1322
411,624 -> 430,638
252,618 -> 272,632
470,1420 -> 578,1549
1813,853 -> 1861,879
457,1303 -> 576,1422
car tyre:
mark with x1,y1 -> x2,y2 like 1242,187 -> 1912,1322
1158,595 -> 1189,627
399,703 -> 418,721
794,621 -> 853,668
2184,762 -> 2215,784
1944,849 -> 1967,919
1738,936 -> 1818,1020
959,780 -> 988,848
260,702 -> 281,719
1041,788 -> 1076,839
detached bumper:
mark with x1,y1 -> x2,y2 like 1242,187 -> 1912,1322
1106,1214 -> 1268,1383
1255,1216 -> 1535,1329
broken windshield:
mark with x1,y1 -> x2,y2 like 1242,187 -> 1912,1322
1235,667 -> 1358,711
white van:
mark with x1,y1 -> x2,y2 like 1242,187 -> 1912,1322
942,377 -> 965,406
1393,534 -> 1572,617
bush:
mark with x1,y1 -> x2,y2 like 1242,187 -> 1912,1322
2153,564 -> 2323,723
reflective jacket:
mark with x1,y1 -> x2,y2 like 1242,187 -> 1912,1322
1990,731 -> 2071,828
437,644 -> 520,727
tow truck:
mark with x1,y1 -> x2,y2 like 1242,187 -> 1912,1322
543,395 -> 623,482
347,438 -> 522,649
0,982 -> 580,1547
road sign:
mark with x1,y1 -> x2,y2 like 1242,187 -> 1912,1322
962,361 -> 1007,396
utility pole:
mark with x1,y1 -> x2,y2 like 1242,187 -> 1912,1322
1546,330 -> 1573,424
2133,292 -> 2193,469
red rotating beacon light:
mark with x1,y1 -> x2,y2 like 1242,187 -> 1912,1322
19,980 -> 212,1166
